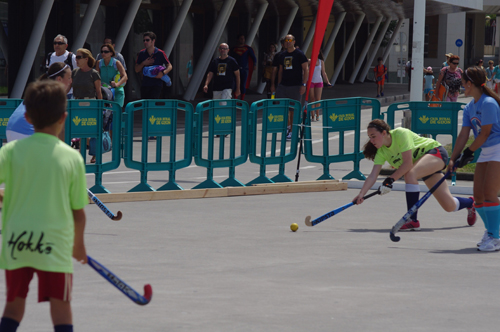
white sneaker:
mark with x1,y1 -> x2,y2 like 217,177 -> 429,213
286,131 -> 292,140
477,230 -> 490,247
478,237 -> 500,252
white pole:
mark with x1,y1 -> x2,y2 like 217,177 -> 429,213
410,0 -> 426,102
11,0 -> 54,98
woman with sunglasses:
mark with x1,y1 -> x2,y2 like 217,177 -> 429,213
353,119 -> 475,232
435,54 -> 463,102
449,66 -> 500,251
72,48 -> 102,100
96,43 -> 127,108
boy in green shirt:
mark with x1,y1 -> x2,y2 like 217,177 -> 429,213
0,80 -> 88,332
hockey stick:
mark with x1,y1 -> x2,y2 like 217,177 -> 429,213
305,190 -> 380,227
87,255 -> 152,305
389,169 -> 451,242
87,189 -> 122,220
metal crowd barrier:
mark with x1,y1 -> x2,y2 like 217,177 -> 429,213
303,97 -> 381,180
0,99 -> 23,147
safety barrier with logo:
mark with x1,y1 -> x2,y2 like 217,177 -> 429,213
0,99 -> 23,147
384,101 -> 471,184
247,99 -> 302,185
66,100 -> 122,193
303,97 -> 381,180
123,99 -> 194,192
193,99 -> 248,189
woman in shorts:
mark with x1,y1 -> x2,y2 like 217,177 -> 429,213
449,66 -> 500,251
353,119 -> 475,231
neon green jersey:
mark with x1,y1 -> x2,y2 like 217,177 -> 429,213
373,128 -> 441,169
0,133 -> 88,273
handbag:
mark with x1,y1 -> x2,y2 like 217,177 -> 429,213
89,131 -> 112,156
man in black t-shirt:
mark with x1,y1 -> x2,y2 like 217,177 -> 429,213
276,34 -> 309,139
204,43 -> 241,99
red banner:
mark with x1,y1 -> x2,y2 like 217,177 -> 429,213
305,0 -> 335,102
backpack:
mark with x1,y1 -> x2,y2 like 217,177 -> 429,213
46,52 -> 74,71
443,67 -> 462,94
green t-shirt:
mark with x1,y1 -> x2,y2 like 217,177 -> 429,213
0,133 -> 88,273
373,127 -> 441,168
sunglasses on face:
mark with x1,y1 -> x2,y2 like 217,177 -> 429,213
101,50 -> 111,54
219,47 -> 228,50
143,39 -> 151,42
75,55 -> 85,60
53,42 -> 65,45
451,62 -> 459,65
285,39 -> 294,42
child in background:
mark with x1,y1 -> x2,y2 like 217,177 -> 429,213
423,66 -> 435,101
143,65 -> 172,86
0,80 -> 88,332
374,57 -> 387,98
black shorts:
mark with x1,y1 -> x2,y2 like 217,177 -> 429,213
421,146 -> 449,181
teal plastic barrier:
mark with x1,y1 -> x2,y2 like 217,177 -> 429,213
193,99 -> 248,189
247,98 -> 301,185
0,99 -> 23,146
303,97 -> 381,180
65,100 -> 122,193
123,99 -> 194,192
383,101 -> 468,185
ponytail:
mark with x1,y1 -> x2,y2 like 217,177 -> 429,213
464,66 -> 500,107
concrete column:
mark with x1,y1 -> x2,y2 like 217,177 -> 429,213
382,19 -> 403,63
183,0 -> 236,101
0,20 -> 8,62
322,11 -> 346,58
349,15 -> 383,84
359,17 -> 392,83
11,0 -> 54,98
410,0 -> 425,101
301,15 -> 317,54
246,1 -> 268,46
71,0 -> 101,52
163,0 -> 193,57
276,2 -> 299,52
114,0 -> 141,53
330,12 -> 365,86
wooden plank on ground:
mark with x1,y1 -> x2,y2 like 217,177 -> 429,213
250,180 -> 339,186
93,181 -> 347,203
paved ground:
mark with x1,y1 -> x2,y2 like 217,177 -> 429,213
3,88 -> 491,332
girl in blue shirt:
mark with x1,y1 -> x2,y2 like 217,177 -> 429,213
449,66 -> 500,251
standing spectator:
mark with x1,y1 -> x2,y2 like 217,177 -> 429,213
405,59 -> 412,92
374,57 -> 387,98
435,54 -> 463,102
230,34 -> 257,100
476,59 -> 484,70
423,66 -> 435,101
442,53 -> 452,68
186,55 -> 193,83
134,31 -> 172,99
203,43 -> 240,99
46,34 -> 78,99
262,43 -> 276,99
308,52 -> 331,121
449,66 -> 500,251
270,37 -> 286,96
7,62 -> 72,142
97,44 -> 127,108
276,34 -> 309,140
0,80 -> 88,332
95,37 -> 127,71
492,62 -> 500,94
486,60 -> 495,90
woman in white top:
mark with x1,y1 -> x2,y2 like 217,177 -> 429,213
308,52 -> 331,121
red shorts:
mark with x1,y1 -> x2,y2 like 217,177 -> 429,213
5,268 -> 72,302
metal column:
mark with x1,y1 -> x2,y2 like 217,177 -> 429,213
163,0 -> 194,57
382,19 -> 403,63
359,17 -> 392,83
409,1 -> 425,101
114,0 -> 141,53
11,0 -> 54,98
246,1 -> 268,46
330,12 -> 365,86
183,0 -> 236,101
71,0 -> 101,52
322,11 -> 346,58
301,15 -> 317,54
348,15 -> 383,84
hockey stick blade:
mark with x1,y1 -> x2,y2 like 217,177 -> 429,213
305,190 -> 380,227
87,189 -> 123,220
87,256 -> 152,305
389,170 -> 451,242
